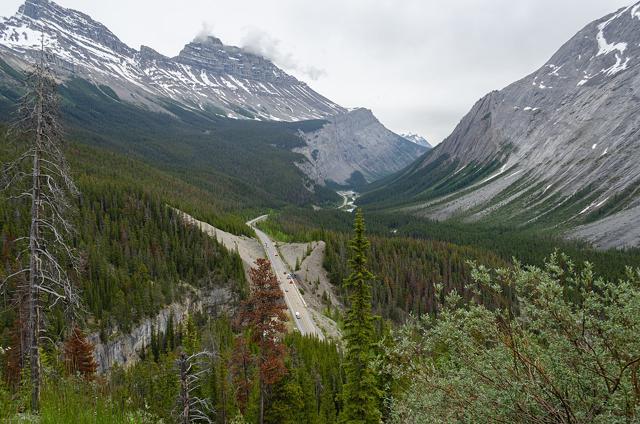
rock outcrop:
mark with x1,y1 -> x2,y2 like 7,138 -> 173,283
89,285 -> 234,374
294,108 -> 427,186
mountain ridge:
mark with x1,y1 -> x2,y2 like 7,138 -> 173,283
361,2 -> 640,249
401,132 -> 432,148
0,0 -> 427,188
0,0 -> 344,121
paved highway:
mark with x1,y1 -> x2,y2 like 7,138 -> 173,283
247,216 -> 323,339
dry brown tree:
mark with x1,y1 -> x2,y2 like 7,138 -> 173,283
237,258 -> 288,424
63,325 -> 97,379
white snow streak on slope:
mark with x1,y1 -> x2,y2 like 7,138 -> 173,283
480,164 -> 507,185
579,197 -> 610,215
1,24 -> 56,48
596,7 -> 631,76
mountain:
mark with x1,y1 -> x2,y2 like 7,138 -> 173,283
362,3 -> 640,249
401,132 -> 432,149
294,108 -> 427,186
0,0 -> 425,188
0,0 -> 343,121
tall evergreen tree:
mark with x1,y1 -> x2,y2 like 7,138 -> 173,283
339,209 -> 381,424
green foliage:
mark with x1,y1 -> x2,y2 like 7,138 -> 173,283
261,206 -> 640,309
266,333 -> 343,424
0,126 -> 246,340
384,254 -> 640,423
0,375 -> 161,423
339,210 -> 381,424
259,208 -> 509,321
360,153 -> 503,209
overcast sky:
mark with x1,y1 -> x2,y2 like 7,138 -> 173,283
1,0 -> 634,144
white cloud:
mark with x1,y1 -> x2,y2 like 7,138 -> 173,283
240,27 -> 326,81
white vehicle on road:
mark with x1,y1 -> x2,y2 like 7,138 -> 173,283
295,311 -> 301,319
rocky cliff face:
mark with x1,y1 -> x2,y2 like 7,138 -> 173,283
363,3 -> 640,248
0,0 -> 344,121
294,108 -> 427,186
89,286 -> 234,374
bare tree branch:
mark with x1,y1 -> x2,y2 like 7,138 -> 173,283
0,37 -> 80,412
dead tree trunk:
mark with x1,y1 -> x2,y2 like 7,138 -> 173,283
1,41 -> 80,412
27,68 -> 43,411
175,350 -> 215,423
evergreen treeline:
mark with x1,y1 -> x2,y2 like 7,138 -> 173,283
0,125 -> 246,341
324,231 -> 506,321
258,206 -> 640,322
0,176 -> 246,336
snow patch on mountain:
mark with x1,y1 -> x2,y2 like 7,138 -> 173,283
0,0 -> 344,121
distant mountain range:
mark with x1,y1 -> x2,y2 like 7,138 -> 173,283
0,0 -> 342,121
362,2 -> 640,249
0,0 -> 426,186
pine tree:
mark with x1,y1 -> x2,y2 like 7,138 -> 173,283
182,314 -> 199,355
63,325 -> 97,379
339,210 -> 381,424
230,336 -> 254,415
238,258 -> 288,424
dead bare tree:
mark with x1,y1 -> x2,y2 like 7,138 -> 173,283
0,41 -> 80,412
175,350 -> 215,424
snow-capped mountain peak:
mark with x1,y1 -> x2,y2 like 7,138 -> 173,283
401,132 -> 432,148
0,0 -> 344,121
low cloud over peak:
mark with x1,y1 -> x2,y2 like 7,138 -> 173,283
241,27 -> 326,81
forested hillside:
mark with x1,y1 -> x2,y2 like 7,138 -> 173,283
2,2 -> 640,419
0,59 -> 339,213
258,206 -> 640,322
0,117 -> 346,422
0,123 -> 246,334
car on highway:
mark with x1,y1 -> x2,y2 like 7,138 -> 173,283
295,311 -> 301,319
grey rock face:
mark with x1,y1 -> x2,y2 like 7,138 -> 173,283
371,3 -> 640,248
294,108 -> 427,185
0,0 -> 344,121
89,286 -> 234,374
